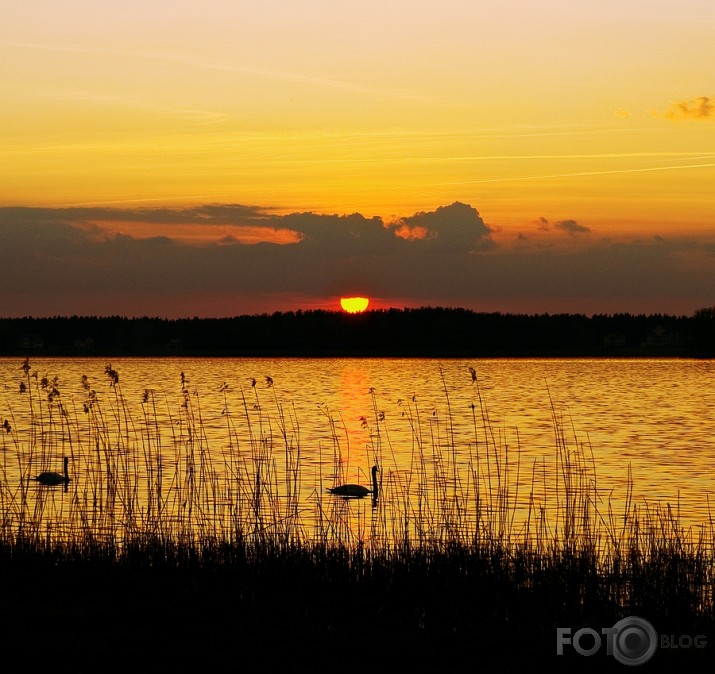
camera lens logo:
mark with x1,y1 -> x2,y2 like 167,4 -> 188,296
609,617 -> 658,666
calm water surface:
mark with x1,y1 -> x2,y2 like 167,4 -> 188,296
1,357 -> 713,545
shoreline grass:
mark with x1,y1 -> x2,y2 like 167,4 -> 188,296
0,358 -> 712,669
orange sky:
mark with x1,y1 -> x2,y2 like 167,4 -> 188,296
1,1 -> 714,317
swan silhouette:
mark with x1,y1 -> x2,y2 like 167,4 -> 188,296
328,465 -> 378,499
33,456 -> 70,487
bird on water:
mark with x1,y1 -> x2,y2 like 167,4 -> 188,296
33,456 -> 71,487
327,465 -> 379,499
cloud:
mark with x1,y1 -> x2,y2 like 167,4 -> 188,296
554,219 -> 591,236
663,96 -> 714,120
1,204 -> 296,246
532,216 -> 590,236
275,211 -> 395,254
387,202 -> 494,252
0,203 -> 712,318
393,224 -> 431,241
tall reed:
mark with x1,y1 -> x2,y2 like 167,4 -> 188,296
0,357 -> 712,635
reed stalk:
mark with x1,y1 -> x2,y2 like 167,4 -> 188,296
0,357 -> 712,651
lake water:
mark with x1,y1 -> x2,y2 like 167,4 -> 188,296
1,356 -> 713,550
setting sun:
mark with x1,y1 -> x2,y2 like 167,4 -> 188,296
340,297 -> 369,313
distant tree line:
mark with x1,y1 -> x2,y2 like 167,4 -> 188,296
1,307 -> 714,357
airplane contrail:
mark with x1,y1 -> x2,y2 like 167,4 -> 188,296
434,162 -> 715,186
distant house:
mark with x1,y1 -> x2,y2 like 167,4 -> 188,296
642,325 -> 681,348
165,337 -> 183,353
18,334 -> 44,350
73,336 -> 95,351
603,333 -> 626,348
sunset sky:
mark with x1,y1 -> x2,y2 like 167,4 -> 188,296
2,0 -> 714,318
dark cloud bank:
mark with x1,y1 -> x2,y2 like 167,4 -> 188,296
1,202 -> 713,318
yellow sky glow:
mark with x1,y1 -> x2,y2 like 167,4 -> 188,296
2,1 -> 714,242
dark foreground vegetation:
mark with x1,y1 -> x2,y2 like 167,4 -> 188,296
1,306 -> 715,356
1,358 -> 713,671
2,535 -> 713,671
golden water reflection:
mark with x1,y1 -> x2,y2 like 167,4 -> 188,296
1,357 -> 713,551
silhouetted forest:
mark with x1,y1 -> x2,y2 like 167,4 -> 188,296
1,307 -> 714,357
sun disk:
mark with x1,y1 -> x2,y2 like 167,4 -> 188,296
340,297 -> 369,313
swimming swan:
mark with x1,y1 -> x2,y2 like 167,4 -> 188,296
33,457 -> 70,487
328,465 -> 378,499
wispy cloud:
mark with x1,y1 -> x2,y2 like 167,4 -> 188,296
432,161 -> 715,187
0,39 -> 429,104
528,216 -> 590,237
662,96 -> 714,120
555,219 -> 591,236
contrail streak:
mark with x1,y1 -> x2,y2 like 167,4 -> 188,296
438,162 -> 715,186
